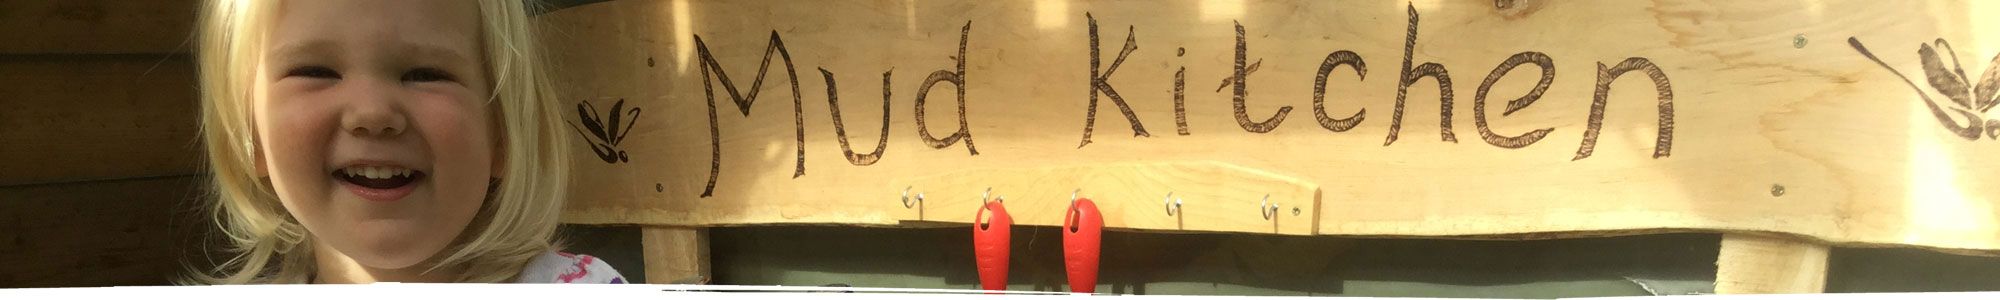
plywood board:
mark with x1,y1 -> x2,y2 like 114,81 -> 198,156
889,162 -> 1319,234
539,0 -> 2000,252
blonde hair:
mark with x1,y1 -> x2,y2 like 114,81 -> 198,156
188,0 -> 572,284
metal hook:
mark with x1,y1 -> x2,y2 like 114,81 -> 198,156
1072,189 -> 1081,205
901,186 -> 923,208
983,187 -> 1003,203
1164,192 -> 1183,216
1260,195 -> 1278,220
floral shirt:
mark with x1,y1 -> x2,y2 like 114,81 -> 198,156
515,251 -> 626,283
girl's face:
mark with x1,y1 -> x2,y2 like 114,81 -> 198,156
255,0 -> 495,271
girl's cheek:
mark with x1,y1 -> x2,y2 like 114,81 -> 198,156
412,91 -> 497,171
256,89 -> 342,205
418,86 -> 490,140
268,89 -> 340,141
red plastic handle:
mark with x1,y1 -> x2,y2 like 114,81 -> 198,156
973,200 -> 1012,291
1063,198 -> 1104,293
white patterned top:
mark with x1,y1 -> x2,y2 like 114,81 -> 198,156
514,251 -> 627,284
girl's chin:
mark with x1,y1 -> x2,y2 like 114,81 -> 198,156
331,230 -> 455,269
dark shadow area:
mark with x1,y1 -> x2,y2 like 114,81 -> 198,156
557,224 -> 647,284
531,0 -> 611,15
706,225 -> 1719,297
1828,247 -> 2000,293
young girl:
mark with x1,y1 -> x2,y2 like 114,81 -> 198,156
189,0 -> 623,284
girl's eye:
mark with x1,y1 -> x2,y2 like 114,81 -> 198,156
402,68 -> 457,83
285,66 -> 341,79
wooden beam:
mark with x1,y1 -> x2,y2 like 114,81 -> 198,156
640,226 -> 710,284
891,162 -> 1319,235
1714,234 -> 1829,294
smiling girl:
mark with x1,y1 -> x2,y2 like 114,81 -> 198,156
189,0 -> 622,284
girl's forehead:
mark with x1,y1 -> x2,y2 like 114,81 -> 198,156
266,0 -> 483,60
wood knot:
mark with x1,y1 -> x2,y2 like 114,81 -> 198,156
1493,0 -> 1543,20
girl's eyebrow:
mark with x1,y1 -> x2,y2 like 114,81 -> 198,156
390,41 -> 477,67
269,39 -> 475,67
271,39 -> 337,61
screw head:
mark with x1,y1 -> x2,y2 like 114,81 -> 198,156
1793,34 -> 1808,48
1771,184 -> 1787,197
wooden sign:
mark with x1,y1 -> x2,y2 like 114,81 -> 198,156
539,0 -> 2000,252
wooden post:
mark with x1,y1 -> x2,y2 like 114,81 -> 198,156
1714,234 -> 1829,294
641,226 -> 711,284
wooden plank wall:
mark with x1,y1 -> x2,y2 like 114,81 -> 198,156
0,0 -> 213,287
0,0 -> 1847,292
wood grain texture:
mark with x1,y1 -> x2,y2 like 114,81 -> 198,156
0,0 -> 199,54
0,57 -> 202,186
539,0 -> 2000,253
1715,234 -> 1830,294
891,162 -> 1319,235
641,226 -> 710,284
0,176 -> 213,288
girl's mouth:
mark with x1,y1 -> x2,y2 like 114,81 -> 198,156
333,166 -> 425,202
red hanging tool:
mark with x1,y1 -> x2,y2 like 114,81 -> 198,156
1063,197 -> 1104,293
973,199 -> 1012,291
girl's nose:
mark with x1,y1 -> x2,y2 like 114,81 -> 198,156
341,79 -> 409,137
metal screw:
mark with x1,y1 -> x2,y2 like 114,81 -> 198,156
902,186 -> 924,208
1793,34 -> 1807,49
1260,195 -> 1277,220
1770,184 -> 1786,197
1292,207 -> 1302,216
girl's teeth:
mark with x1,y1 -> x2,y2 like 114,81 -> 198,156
344,166 -> 412,179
